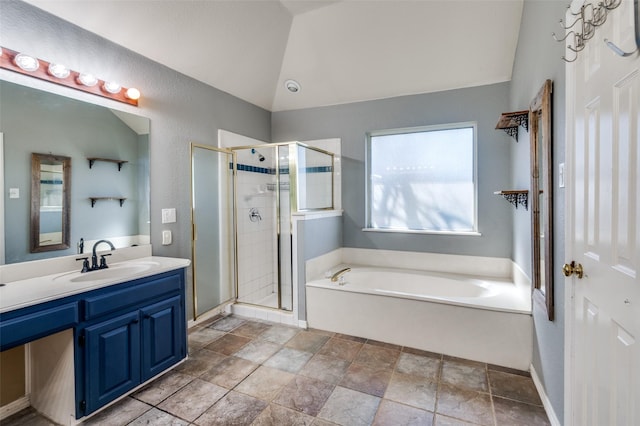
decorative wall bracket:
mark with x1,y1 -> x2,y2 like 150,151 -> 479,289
494,190 -> 529,210
495,111 -> 529,142
89,197 -> 126,208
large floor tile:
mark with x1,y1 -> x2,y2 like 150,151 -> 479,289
209,316 -> 246,332
204,333 -> 251,356
273,375 -> 335,416
286,330 -> 332,353
433,414 -> 480,425
132,371 -> 193,405
493,396 -> 550,426
436,383 -> 493,426
252,403 -> 315,426
440,359 -> 488,393
318,386 -> 381,426
234,340 -> 282,364
2,408 -> 57,426
264,347 -> 314,373
187,328 -> 226,350
200,355 -> 259,389
174,348 -> 227,377
339,363 -> 392,397
157,378 -> 228,421
257,324 -> 300,344
299,354 -> 352,385
384,372 -> 437,411
354,344 -> 400,371
395,352 -> 441,381
194,391 -> 267,426
372,400 -> 434,426
231,321 -> 272,339
128,407 -> 189,426
489,370 -> 543,405
234,365 -> 295,401
318,337 -> 363,361
82,397 -> 152,425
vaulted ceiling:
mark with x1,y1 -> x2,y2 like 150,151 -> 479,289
24,0 -> 523,112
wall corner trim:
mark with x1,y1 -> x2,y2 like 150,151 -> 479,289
530,363 -> 562,426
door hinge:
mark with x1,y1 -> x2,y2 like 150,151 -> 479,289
78,334 -> 85,347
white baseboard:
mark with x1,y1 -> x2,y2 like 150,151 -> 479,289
530,363 -> 562,426
0,396 -> 30,420
298,320 -> 308,329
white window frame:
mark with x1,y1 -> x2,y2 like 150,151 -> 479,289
364,122 -> 480,236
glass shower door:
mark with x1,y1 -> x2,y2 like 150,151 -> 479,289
191,144 -> 236,319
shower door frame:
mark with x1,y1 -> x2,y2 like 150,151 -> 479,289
190,143 -> 238,320
230,142 -> 335,311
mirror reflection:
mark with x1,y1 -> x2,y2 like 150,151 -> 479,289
31,153 -> 71,252
1,80 -> 151,264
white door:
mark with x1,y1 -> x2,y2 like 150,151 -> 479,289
566,0 -> 640,424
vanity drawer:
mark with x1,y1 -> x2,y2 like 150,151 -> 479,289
0,302 -> 79,351
83,273 -> 182,321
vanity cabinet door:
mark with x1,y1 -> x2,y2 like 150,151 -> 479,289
141,295 -> 184,381
84,311 -> 141,415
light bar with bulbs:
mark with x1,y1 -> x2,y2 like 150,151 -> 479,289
0,46 -> 140,106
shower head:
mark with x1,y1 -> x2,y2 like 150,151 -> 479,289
251,148 -> 265,162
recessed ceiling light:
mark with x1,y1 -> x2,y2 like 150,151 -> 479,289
285,79 -> 300,93
14,53 -> 39,72
48,63 -> 70,79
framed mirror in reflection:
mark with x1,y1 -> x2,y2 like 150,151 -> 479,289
530,79 -> 553,321
1,80 -> 151,264
31,153 -> 71,252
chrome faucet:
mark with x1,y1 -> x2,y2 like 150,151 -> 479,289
330,267 -> 351,283
91,239 -> 116,270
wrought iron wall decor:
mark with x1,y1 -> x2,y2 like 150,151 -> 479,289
495,111 -> 529,142
494,190 -> 529,210
552,0 -> 637,62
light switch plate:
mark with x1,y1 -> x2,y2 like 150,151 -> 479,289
559,163 -> 565,188
9,188 -> 19,199
162,208 -> 176,224
162,230 -> 172,245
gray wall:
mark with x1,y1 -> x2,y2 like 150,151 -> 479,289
1,81 -> 142,263
509,0 -> 567,422
1,0 -> 271,319
296,216 -> 342,321
273,82 -> 513,258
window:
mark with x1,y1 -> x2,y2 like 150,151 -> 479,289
366,122 -> 477,234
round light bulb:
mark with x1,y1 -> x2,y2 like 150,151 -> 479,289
125,87 -> 141,100
103,81 -> 121,94
77,73 -> 98,87
48,63 -> 70,79
14,53 -> 39,72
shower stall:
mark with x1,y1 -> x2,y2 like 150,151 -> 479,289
191,141 -> 334,319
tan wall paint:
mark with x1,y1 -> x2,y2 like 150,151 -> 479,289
0,345 -> 26,406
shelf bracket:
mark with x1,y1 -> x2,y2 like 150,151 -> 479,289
494,190 -> 529,210
495,111 -> 529,142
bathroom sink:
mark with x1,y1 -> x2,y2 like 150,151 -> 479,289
70,264 -> 154,282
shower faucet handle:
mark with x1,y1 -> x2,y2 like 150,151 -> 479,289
249,208 -> 262,222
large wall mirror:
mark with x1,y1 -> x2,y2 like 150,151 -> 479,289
1,80 -> 150,264
530,79 -> 554,321
31,153 -> 71,252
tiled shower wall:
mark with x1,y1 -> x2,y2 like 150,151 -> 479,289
236,152 -> 277,305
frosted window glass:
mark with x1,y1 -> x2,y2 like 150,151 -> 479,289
369,125 -> 476,232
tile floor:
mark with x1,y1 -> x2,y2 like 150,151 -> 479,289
5,315 -> 550,426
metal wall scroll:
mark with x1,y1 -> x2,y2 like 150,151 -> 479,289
494,190 -> 529,210
495,111 -> 529,142
552,0 -> 633,62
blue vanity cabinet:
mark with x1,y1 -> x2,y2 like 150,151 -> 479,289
84,311 -> 142,414
76,269 -> 187,418
141,295 -> 183,381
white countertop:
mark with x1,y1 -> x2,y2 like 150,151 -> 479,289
0,256 -> 191,314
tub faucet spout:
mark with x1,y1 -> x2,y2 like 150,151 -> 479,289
330,267 -> 351,282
